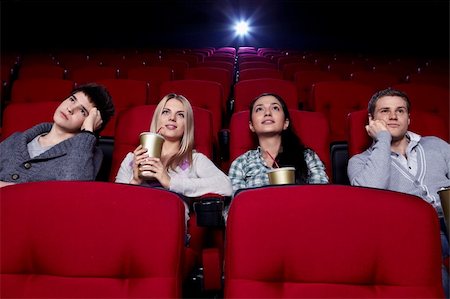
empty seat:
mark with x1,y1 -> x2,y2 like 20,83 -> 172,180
224,184 -> 444,298
1,181 -> 186,298
293,70 -> 342,110
184,67 -> 232,103
239,61 -> 276,71
228,109 -> 332,179
311,81 -> 374,142
238,68 -> 282,81
95,79 -> 149,137
281,62 -> 321,81
152,60 -> 189,80
69,66 -> 119,84
392,83 -> 449,125
126,66 -> 174,104
10,78 -> 74,103
17,64 -> 66,79
233,78 -> 298,112
350,70 -> 401,91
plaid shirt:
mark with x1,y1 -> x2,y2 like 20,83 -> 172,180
228,147 -> 329,193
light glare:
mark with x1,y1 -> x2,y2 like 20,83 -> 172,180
235,21 -> 249,36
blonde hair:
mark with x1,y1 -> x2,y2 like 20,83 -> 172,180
150,93 -> 195,171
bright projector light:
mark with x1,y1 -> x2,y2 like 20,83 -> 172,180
235,21 -> 249,36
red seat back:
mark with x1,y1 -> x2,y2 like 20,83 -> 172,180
234,78 -> 298,112
95,79 -> 149,137
1,181 -> 185,298
225,185 -> 444,298
1,101 -> 59,141
392,83 -> 449,125
311,81 -> 375,142
126,66 -> 174,104
10,78 -> 74,103
109,105 -> 213,182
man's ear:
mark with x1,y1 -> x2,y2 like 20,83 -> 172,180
407,114 -> 411,126
283,118 -> 289,130
249,121 -> 255,132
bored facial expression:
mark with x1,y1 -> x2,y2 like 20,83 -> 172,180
372,95 -> 410,140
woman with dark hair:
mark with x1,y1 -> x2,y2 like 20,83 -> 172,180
228,93 -> 329,193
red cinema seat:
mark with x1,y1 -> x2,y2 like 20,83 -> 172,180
224,185 -> 444,298
228,109 -> 332,180
184,66 -> 232,103
18,64 -> 66,79
347,109 -> 450,158
238,68 -> 282,81
126,66 -> 174,104
95,79 -> 149,137
311,81 -> 375,143
293,70 -> 342,110
233,78 -> 298,112
69,66 -> 118,84
10,78 -> 74,103
1,181 -> 186,298
1,101 -> 59,141
392,83 -> 449,127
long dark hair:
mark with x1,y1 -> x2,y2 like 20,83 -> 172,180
249,93 -> 308,183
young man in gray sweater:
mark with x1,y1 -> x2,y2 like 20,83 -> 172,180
347,87 -> 449,297
0,83 -> 115,188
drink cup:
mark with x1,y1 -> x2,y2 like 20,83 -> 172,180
438,186 -> 450,240
139,132 -> 165,179
267,167 -> 295,185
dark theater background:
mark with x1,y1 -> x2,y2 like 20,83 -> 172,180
1,0 -> 449,56
1,1 -> 449,298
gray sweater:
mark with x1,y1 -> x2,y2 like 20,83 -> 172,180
0,123 -> 103,183
348,131 -> 450,216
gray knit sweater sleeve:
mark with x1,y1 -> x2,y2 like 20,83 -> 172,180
0,123 -> 102,183
347,131 -> 393,189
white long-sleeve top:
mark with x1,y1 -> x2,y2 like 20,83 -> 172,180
115,151 -> 232,198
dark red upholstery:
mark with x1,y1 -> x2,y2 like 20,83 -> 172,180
109,104 -> 213,182
96,79 -> 149,137
18,64 -> 66,79
347,109 -> 450,157
126,66 -> 174,104
228,110 -> 331,179
1,181 -> 186,298
233,78 -> 298,112
311,81 -> 375,142
69,66 -> 118,84
1,101 -> 59,141
10,78 -> 74,103
224,185 -> 444,298
238,68 -> 282,81
184,67 -> 232,102
350,70 -> 401,91
392,83 -> 449,127
293,70 -> 342,110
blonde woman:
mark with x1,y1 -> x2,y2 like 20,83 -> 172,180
115,93 -> 232,198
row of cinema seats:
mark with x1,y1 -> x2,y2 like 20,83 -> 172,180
1,181 -> 446,298
3,75 -> 448,141
1,98 -> 448,184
